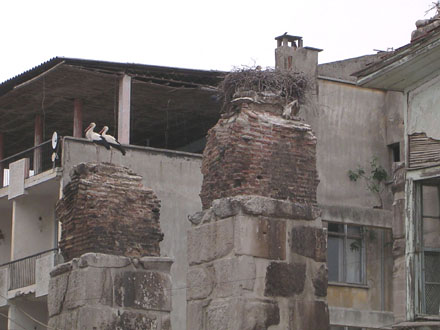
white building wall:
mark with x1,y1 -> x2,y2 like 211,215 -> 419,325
12,195 -> 56,260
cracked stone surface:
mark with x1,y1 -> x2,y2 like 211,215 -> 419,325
48,253 -> 173,329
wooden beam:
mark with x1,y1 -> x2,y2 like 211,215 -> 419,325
0,133 -> 3,188
118,74 -> 131,145
33,114 -> 43,174
73,99 -> 83,138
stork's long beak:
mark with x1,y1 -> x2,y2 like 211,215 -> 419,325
84,123 -> 93,133
99,128 -> 104,134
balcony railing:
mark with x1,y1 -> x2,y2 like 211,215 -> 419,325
5,248 -> 58,290
0,139 -> 61,188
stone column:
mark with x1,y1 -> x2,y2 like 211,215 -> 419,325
49,162 -> 171,329
188,99 -> 329,330
73,99 -> 83,138
33,114 -> 43,174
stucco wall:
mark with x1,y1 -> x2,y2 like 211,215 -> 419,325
61,138 -> 203,330
408,74 -> 440,140
9,298 -> 48,330
303,79 -> 390,209
0,203 -> 11,264
12,194 -> 56,260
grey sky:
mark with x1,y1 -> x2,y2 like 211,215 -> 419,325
0,0 -> 436,83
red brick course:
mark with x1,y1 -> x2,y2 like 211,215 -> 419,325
200,101 -> 319,209
57,162 -> 163,261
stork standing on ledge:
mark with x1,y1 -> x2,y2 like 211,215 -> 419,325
99,126 -> 126,155
85,122 -> 110,150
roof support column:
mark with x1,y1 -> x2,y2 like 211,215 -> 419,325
118,74 -> 131,145
34,114 -> 43,175
0,133 -> 3,188
73,99 -> 83,138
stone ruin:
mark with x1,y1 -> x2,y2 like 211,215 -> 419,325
188,68 -> 329,330
48,162 -> 172,329
412,2 -> 440,41
56,162 -> 163,260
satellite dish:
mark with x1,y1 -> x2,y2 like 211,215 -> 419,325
51,132 -> 58,149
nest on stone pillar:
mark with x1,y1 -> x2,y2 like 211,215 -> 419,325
219,67 -> 309,114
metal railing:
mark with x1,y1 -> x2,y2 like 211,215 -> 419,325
5,248 -> 58,290
0,139 -> 61,188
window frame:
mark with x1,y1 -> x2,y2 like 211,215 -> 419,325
419,182 -> 440,315
327,222 -> 366,285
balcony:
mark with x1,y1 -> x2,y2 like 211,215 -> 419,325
0,139 -> 59,189
0,249 -> 59,304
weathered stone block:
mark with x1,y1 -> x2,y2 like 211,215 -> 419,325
313,264 -> 328,297
78,253 -> 131,269
290,300 -> 329,330
187,300 -> 205,330
240,195 -> 318,220
64,267 -> 113,310
265,262 -> 306,297
206,298 -> 280,330
48,254 -> 173,329
213,256 -> 256,298
140,257 -> 173,272
188,211 -> 204,225
48,272 -> 69,317
187,266 -> 213,300
290,225 -> 327,262
114,270 -> 171,311
188,219 -> 234,265
235,216 -> 286,260
110,310 -> 169,330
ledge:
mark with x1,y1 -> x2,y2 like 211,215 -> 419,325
189,195 -> 320,225
328,281 -> 369,289
320,204 -> 392,229
330,306 -> 394,329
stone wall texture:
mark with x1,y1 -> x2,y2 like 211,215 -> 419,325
191,91 -> 328,329
187,196 -> 329,330
56,162 -> 163,261
200,101 -> 319,209
48,253 -> 172,330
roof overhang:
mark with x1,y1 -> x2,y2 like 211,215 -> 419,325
355,29 -> 440,91
0,57 -> 226,157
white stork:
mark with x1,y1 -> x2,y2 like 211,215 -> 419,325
84,122 -> 111,150
99,126 -> 126,156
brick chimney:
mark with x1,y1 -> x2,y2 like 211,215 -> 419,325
275,33 -> 321,81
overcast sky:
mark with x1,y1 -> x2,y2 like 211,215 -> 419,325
0,0 -> 437,83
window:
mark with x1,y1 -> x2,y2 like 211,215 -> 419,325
327,223 -> 365,284
421,183 -> 440,315
388,142 -> 400,163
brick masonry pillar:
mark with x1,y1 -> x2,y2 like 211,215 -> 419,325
56,162 -> 163,261
49,162 -> 172,329
188,99 -> 329,330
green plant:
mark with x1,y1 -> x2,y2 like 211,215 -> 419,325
348,157 -> 388,209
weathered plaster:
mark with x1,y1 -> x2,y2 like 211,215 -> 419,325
408,74 -> 440,140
